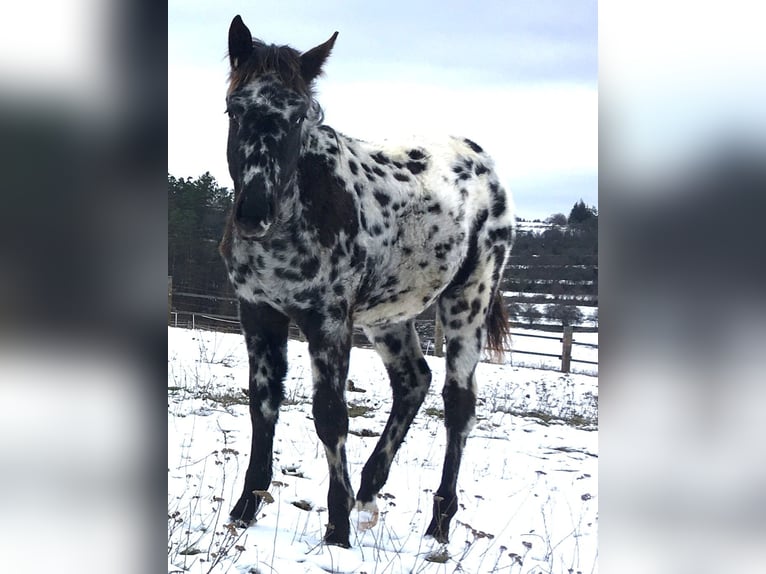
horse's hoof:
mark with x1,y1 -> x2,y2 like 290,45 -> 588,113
228,516 -> 253,529
229,496 -> 258,526
424,520 -> 450,544
354,500 -> 379,531
323,523 -> 351,548
324,537 -> 351,549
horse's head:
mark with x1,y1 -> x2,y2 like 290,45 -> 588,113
225,15 -> 337,239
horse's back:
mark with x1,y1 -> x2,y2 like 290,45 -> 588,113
348,134 -> 514,326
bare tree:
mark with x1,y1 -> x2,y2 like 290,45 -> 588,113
545,213 -> 568,226
545,303 -> 584,327
507,302 -> 523,322
521,302 -> 542,327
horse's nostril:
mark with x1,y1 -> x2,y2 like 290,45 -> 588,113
235,190 -> 271,235
237,190 -> 263,218
236,210 -> 268,233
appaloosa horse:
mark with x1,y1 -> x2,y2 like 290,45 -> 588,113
220,15 -> 515,548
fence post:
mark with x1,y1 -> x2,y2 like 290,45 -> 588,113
434,314 -> 444,357
561,325 -> 572,373
167,276 -> 172,325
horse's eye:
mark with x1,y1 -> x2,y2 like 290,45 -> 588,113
225,106 -> 242,123
293,113 -> 306,125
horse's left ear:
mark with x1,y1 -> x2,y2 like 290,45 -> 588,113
300,32 -> 338,84
229,15 -> 253,70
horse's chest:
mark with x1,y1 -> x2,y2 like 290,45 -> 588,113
227,245 -> 302,301
226,239 -> 356,313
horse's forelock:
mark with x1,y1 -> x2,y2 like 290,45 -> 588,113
228,42 -> 308,96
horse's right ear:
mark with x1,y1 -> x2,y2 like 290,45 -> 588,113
228,15 -> 253,69
300,32 -> 338,84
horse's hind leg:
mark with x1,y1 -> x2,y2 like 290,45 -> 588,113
230,300 -> 289,526
425,271 -> 499,543
356,321 -> 432,527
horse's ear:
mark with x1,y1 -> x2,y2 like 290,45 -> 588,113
228,15 -> 253,69
300,32 -> 338,84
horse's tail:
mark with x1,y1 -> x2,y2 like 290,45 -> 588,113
486,290 -> 511,359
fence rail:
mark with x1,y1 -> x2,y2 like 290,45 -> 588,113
169,310 -> 597,374
170,290 -> 598,328
511,349 -> 562,359
511,331 -> 562,341
509,329 -> 598,369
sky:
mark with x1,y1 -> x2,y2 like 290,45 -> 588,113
168,0 -> 598,221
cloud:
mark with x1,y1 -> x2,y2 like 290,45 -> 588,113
168,0 -> 598,218
320,80 -> 597,180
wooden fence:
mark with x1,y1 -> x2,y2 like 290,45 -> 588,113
432,314 -> 596,373
169,310 -> 597,374
510,327 -> 598,373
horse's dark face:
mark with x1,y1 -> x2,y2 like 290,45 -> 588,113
226,16 -> 337,240
226,81 -> 310,238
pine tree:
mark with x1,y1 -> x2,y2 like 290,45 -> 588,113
168,172 -> 233,294
568,199 -> 595,225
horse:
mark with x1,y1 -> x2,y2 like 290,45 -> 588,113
220,15 -> 515,548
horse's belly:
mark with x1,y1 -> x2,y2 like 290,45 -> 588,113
354,296 -> 425,326
353,258 -> 460,327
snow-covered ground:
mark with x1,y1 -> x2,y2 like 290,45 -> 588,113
168,327 -> 598,573
504,291 -> 597,304
514,221 -> 559,233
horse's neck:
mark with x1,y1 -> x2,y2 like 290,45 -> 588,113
307,123 -> 350,155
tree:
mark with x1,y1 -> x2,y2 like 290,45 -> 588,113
507,302 -> 523,322
568,199 -> 597,226
546,213 -> 568,226
545,303 -> 584,327
521,302 -> 542,327
168,172 -> 233,295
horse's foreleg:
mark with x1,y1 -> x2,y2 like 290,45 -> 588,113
304,316 -> 355,548
230,301 -> 289,526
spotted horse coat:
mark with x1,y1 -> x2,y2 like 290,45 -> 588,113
221,15 -> 515,548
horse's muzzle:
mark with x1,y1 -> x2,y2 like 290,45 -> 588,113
234,179 -> 272,239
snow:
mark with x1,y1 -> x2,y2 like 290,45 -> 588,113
503,290 -> 597,302
168,327 -> 598,573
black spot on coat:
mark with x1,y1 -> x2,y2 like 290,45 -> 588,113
373,190 -> 391,207
463,138 -> 483,153
300,256 -> 320,279
371,152 -> 390,165
298,153 -> 359,247
489,182 -> 506,217
406,161 -> 426,175
447,209 -> 489,289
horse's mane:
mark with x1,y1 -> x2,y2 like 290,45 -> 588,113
227,40 -> 340,156
228,40 -> 309,96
